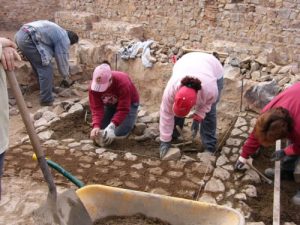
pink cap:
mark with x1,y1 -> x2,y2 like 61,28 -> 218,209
172,86 -> 197,117
91,64 -> 112,92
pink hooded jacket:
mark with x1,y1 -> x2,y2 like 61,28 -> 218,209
159,52 -> 224,142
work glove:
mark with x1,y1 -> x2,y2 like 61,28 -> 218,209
160,141 -> 171,159
102,122 -> 116,145
270,149 -> 286,161
234,156 -> 247,171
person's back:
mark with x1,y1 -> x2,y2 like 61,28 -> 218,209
15,20 -> 78,106
172,52 -> 223,82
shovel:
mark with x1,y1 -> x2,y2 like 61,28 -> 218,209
6,71 -> 92,225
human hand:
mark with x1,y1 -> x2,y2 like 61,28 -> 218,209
0,37 -> 17,48
234,156 -> 247,171
90,127 -> 100,139
102,122 -> 116,145
160,141 -> 171,158
1,47 -> 21,71
271,149 -> 286,161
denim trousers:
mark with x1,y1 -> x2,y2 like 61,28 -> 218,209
0,152 -> 5,200
173,77 -> 224,152
101,103 -> 139,136
15,30 -> 54,103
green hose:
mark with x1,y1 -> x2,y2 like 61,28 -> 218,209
33,154 -> 84,187
46,159 -> 84,188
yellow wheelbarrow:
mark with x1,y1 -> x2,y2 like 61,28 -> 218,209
39,156 -> 245,225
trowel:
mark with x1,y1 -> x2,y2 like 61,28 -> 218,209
6,71 -> 92,225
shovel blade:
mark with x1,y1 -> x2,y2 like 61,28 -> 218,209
32,189 -> 93,225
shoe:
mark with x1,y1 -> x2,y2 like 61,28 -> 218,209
292,191 -> 300,206
264,168 -> 274,179
264,168 -> 294,180
40,101 -> 53,106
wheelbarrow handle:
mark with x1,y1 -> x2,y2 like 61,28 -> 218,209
6,70 -> 57,198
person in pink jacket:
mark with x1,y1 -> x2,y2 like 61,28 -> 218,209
235,81 -> 300,205
159,52 -> 224,158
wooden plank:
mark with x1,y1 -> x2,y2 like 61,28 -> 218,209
273,140 -> 281,225
181,46 -> 229,58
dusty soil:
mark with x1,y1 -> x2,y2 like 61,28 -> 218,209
4,82 -> 300,225
94,214 -> 171,225
249,147 -> 300,225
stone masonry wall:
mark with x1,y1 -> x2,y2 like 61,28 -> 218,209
0,0 -> 60,30
56,0 -> 300,65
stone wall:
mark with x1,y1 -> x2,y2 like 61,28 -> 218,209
56,0 -> 300,65
0,0 -> 60,30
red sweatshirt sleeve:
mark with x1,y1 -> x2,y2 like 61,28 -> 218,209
111,85 -> 131,126
241,132 -> 261,159
89,90 -> 104,128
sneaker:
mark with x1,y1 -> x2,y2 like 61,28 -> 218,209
264,168 -> 294,180
292,191 -> 300,206
40,101 -> 53,106
264,168 -> 274,179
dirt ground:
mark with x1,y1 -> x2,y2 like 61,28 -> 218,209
94,214 -> 170,225
4,80 -> 300,225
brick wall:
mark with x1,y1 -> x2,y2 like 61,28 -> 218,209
1,0 -> 299,64
0,0 -> 60,30
57,0 -> 300,64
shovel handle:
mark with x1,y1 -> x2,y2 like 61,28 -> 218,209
6,71 -> 57,198
246,161 -> 273,185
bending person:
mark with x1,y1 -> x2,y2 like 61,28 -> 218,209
89,62 -> 139,146
15,20 -> 79,106
235,81 -> 300,206
159,52 -> 224,158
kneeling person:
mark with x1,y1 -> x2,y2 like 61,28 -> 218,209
89,63 -> 139,146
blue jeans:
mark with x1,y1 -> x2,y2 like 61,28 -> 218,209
101,103 -> 139,136
15,29 -> 54,103
173,77 -> 224,151
0,152 -> 5,200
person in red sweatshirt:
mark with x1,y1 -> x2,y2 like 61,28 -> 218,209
235,81 -> 300,205
89,62 -> 139,146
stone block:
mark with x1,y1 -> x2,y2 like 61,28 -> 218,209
92,20 -> 144,41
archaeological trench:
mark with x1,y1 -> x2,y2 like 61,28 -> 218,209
1,1 -> 300,225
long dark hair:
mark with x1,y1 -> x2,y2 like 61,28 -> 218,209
181,76 -> 202,91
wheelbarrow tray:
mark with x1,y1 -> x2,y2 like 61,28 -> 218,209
76,184 -> 245,225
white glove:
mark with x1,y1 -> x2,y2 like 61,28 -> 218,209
102,122 -> 116,145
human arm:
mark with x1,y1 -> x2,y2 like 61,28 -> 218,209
235,132 -> 261,170
88,89 -> 104,129
159,83 -> 177,142
193,82 -> 217,121
54,39 -> 70,79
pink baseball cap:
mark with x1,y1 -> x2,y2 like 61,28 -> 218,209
91,64 -> 112,92
172,86 -> 197,117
